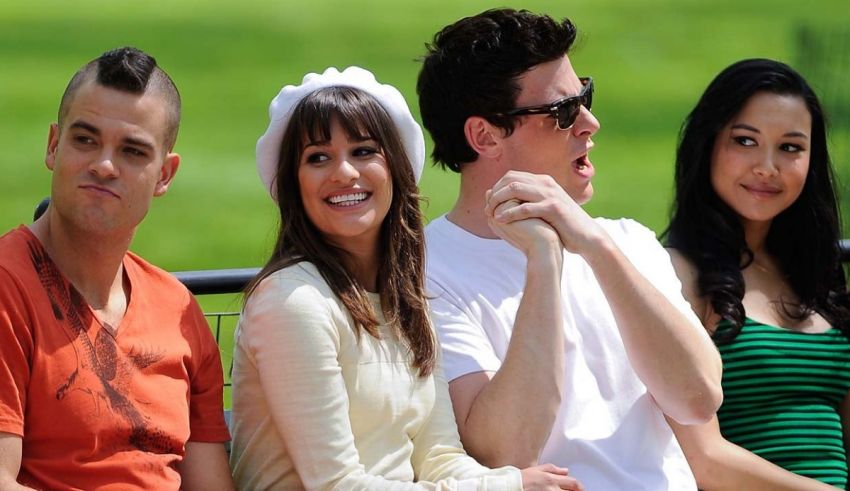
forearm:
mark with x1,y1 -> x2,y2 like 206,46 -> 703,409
671,418 -> 834,491
0,479 -> 35,491
0,434 -> 33,491
459,246 -> 564,467
701,446 -> 835,491
585,239 -> 722,424
179,441 -> 235,491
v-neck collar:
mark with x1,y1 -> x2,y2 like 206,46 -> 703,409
20,225 -> 135,338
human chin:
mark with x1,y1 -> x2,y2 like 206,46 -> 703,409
577,183 -> 594,205
326,208 -> 383,236
567,180 -> 593,205
553,169 -> 594,204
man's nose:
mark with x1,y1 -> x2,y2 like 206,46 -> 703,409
89,150 -> 119,179
572,105 -> 600,138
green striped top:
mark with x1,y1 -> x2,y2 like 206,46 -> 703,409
715,318 -> 850,487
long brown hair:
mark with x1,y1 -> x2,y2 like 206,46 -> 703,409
246,86 -> 435,376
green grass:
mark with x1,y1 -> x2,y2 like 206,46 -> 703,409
2,0 -> 850,408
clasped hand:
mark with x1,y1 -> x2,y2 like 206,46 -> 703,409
484,171 -> 605,256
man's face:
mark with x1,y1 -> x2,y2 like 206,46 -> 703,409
499,55 -> 599,205
45,79 -> 179,235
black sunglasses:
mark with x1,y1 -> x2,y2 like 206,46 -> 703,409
501,77 -> 593,130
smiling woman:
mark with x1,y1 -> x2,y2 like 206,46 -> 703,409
226,66 -> 576,490
709,92 -> 811,229
296,113 -> 393,283
664,58 -> 850,491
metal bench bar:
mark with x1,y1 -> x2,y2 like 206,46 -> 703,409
172,268 -> 260,295
174,240 -> 850,297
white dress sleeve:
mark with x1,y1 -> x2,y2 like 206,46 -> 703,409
410,347 -> 521,491
238,270 -> 521,491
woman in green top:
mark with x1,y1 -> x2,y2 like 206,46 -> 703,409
664,58 -> 850,490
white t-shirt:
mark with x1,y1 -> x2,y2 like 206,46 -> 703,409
425,215 -> 703,491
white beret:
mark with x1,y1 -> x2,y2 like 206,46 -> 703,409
256,66 -> 425,201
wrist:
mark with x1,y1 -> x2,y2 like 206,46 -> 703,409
580,233 -> 618,267
526,239 -> 564,271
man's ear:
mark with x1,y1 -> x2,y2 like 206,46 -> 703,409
463,116 -> 503,159
153,152 -> 180,197
45,123 -> 59,170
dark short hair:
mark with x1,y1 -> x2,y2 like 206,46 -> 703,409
417,8 -> 577,172
665,58 -> 850,342
58,47 -> 181,151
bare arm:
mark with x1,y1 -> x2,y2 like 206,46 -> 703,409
0,433 -> 35,491
178,441 -> 235,491
238,272 -> 530,490
580,237 -> 722,424
664,249 -> 833,489
669,416 -> 835,490
488,171 -> 722,425
414,333 -> 579,490
448,198 -> 565,468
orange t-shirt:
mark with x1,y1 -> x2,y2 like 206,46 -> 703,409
0,226 -> 230,490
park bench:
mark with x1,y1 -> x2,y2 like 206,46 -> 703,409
175,241 -> 850,432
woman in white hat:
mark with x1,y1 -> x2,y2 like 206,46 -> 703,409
229,67 -> 582,491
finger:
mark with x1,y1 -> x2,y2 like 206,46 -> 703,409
532,462 -> 567,474
495,201 -> 546,223
556,476 -> 583,490
492,198 -> 521,218
491,177 -> 535,199
484,189 -> 494,216
485,188 -> 522,217
490,180 -> 542,203
490,173 -> 536,197
486,215 -> 517,247
493,169 -> 527,185
492,169 -> 557,194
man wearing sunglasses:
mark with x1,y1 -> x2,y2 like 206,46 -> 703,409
417,8 -> 723,490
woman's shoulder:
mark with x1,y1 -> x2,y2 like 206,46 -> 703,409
240,261 -> 348,336
247,261 -> 338,311
256,261 -> 327,291
665,248 -> 697,279
665,247 -> 718,328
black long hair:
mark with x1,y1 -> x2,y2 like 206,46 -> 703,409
664,58 -> 850,343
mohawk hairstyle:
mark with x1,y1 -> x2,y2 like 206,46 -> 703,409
94,47 -> 157,93
57,46 -> 182,150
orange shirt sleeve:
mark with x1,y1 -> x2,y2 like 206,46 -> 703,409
0,267 -> 33,437
184,295 -> 230,443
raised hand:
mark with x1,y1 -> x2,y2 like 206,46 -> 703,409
485,170 -> 607,256
486,194 -> 561,258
